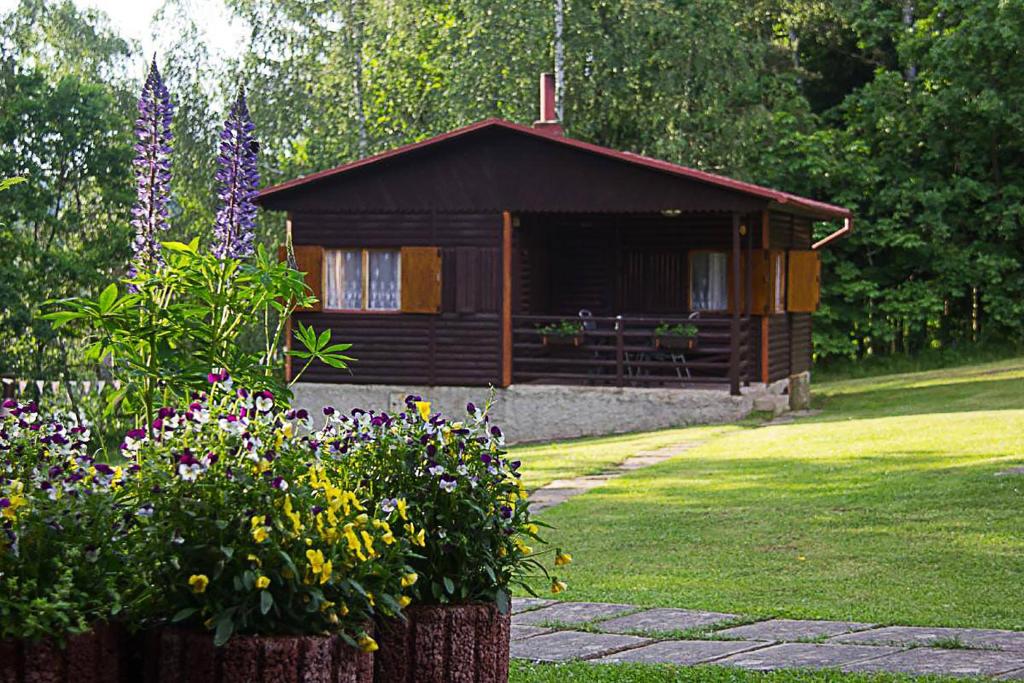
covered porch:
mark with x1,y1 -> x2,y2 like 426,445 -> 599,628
507,211 -> 758,394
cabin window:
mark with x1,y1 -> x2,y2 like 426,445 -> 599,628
689,251 -> 728,311
772,251 -> 787,313
323,248 -> 401,311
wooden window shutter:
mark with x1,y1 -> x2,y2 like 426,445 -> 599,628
748,249 -> 772,315
400,246 -> 442,313
786,250 -> 821,312
284,245 -> 323,312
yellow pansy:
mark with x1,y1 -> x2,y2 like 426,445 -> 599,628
555,551 -> 573,567
403,523 -> 426,547
188,574 -> 209,594
251,516 -> 268,543
246,553 -> 262,568
306,549 -> 332,584
399,595 -> 412,608
357,634 -> 378,653
396,498 -> 408,521
401,572 -> 418,588
514,538 -> 533,555
414,401 -> 431,421
551,579 -> 567,594
525,523 -> 539,535
282,495 -> 303,535
255,576 -> 270,590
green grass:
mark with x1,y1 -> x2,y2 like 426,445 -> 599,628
512,424 -> 742,490
523,358 -> 1024,629
510,662 -> 987,682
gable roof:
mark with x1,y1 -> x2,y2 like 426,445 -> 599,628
257,118 -> 851,221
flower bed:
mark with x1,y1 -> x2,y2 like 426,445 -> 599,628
1,57 -> 570,683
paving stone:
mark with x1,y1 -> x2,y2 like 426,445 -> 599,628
995,466 -> 1024,477
511,624 -> 553,641
833,625 -> 1024,651
718,643 -> 900,671
843,648 -> 1024,677
594,608 -> 739,634
716,619 -> 875,642
511,597 -> 556,614
512,601 -> 635,627
593,640 -> 768,665
998,668 -> 1024,680
509,630 -> 651,663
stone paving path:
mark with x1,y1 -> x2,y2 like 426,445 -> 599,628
529,409 -> 825,512
510,599 -> 1024,679
527,442 -> 704,511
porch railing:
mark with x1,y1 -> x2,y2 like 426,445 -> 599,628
511,315 -> 749,391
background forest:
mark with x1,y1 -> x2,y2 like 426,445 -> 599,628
2,0 -> 1022,382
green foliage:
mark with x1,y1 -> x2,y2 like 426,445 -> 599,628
126,388 -> 414,646
312,397 -> 566,608
654,323 -> 698,338
0,402 -> 130,641
4,0 -> 1024,373
45,240 -> 350,432
536,320 -> 584,338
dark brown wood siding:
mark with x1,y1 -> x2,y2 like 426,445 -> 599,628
790,313 -> 813,374
262,127 -> 766,215
768,211 -> 814,379
291,211 -> 502,386
768,314 -> 791,382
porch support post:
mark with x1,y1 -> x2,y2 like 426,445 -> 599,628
730,212 -> 742,396
501,210 -> 513,387
760,209 -> 771,385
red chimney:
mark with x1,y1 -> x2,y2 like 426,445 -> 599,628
533,73 -> 563,136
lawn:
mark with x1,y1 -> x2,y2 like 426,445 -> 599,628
510,662 -> 985,683
513,424 -> 742,489
515,358 -> 1024,629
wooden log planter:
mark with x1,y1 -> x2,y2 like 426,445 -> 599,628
139,628 -> 373,683
541,334 -> 584,348
374,604 -> 510,683
653,334 -> 698,351
0,624 -> 122,683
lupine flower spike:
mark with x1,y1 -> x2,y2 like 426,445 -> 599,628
213,87 -> 260,259
130,56 -> 174,275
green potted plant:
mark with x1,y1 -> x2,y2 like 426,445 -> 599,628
313,397 -> 569,683
124,382 -> 418,683
536,320 -> 586,347
653,322 -> 700,351
0,399 -> 132,682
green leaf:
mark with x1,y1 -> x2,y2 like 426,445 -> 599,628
97,283 -> 118,313
40,311 -> 84,329
260,590 -> 274,615
443,576 -> 455,595
171,608 -> 198,623
213,617 -> 235,647
495,588 -> 510,614
162,240 -> 198,254
0,176 -> 26,192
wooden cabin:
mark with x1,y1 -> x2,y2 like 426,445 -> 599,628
257,76 -> 851,397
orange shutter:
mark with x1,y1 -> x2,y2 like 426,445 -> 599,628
400,246 -> 442,313
290,245 -> 324,311
748,249 -> 772,315
786,250 -> 821,312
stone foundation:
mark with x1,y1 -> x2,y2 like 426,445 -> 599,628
292,379 -> 805,444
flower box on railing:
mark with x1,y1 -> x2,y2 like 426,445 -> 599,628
542,333 -> 585,348
653,333 -> 698,352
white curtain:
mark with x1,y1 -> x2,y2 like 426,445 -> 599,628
368,250 -> 400,310
324,249 -> 363,309
691,252 -> 728,311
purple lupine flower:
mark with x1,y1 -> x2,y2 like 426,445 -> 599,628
130,57 -> 174,274
212,88 -> 259,259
